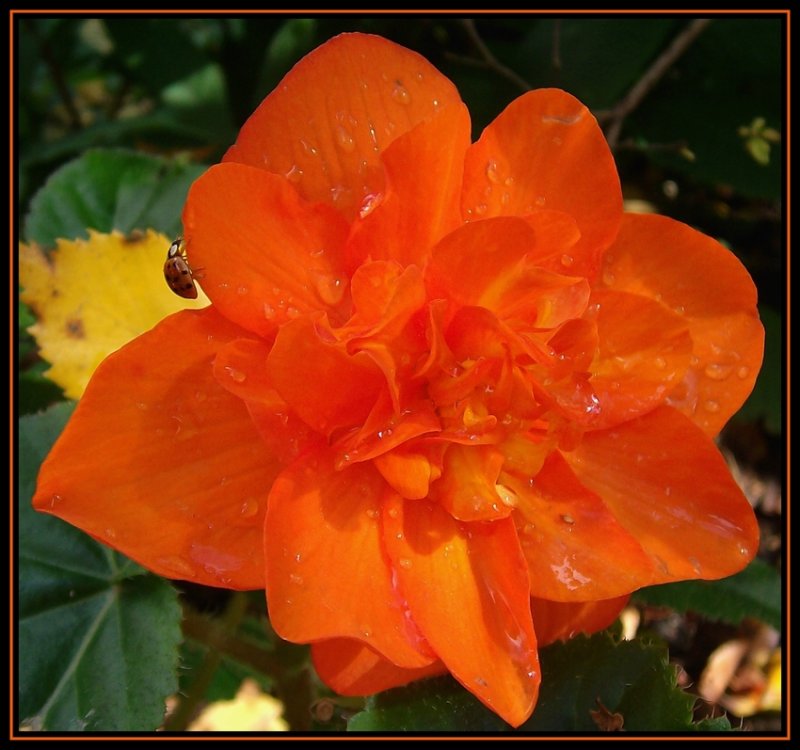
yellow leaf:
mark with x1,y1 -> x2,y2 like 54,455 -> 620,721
20,229 -> 209,399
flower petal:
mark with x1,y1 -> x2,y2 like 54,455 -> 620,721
588,289 -> 693,429
530,596 -> 630,647
265,315 -> 384,435
32,308 -> 281,588
430,444 -> 511,522
462,89 -> 622,277
509,452 -> 654,600
312,639 -> 446,696
599,213 -> 764,435
564,405 -> 759,582
224,32 -> 463,220
264,447 -> 434,668
213,337 -> 317,464
345,103 -> 471,269
184,163 -> 350,336
383,497 -> 539,727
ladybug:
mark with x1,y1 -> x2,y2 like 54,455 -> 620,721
164,237 -> 198,299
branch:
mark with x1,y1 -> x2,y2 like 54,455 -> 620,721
598,18 -> 713,147
458,18 -> 533,93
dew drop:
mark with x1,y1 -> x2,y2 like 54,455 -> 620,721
365,508 -> 379,519
737,365 -> 751,379
194,391 -> 207,402
136,401 -> 148,411
157,555 -> 197,579
654,356 -> 667,369
50,494 -> 63,508
392,83 -> 411,104
475,677 -> 488,688
359,192 -> 383,218
224,366 -> 246,383
602,269 -> 616,286
501,191 -> 510,206
486,159 -> 501,184
474,203 -> 488,216
300,138 -> 318,156
237,285 -> 248,296
689,556 -> 702,575
309,247 -> 325,258
664,486 -> 672,496
704,399 -> 721,413
104,527 -> 117,539
523,523 -> 536,535
285,164 -> 303,183
432,98 -> 440,109
289,573 -> 304,586
362,628 -> 373,638
295,552 -> 303,563
704,363 -> 733,381
560,253 -> 574,267
560,514 -> 575,525
286,306 -> 300,319
673,304 -> 686,315
398,557 -> 413,570
739,545 -> 749,556
388,506 -> 400,519
263,303 -> 276,320
534,195 -> 546,207
240,498 -> 259,518
312,271 -> 347,306
335,125 -> 355,153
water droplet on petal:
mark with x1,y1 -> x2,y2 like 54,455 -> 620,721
289,573 -> 304,586
654,356 -> 667,369
486,159 -> 501,184
534,196 -> 546,207
388,506 -> 399,519
560,253 -> 574,267
704,363 -> 733,381
263,303 -> 276,320
295,552 -> 303,563
689,556 -> 702,575
359,192 -> 383,218
739,545 -> 749,556
311,271 -> 347,306
335,125 -> 355,153
285,165 -> 303,183
704,399 -> 721,413
50,494 -> 63,508
240,498 -> 259,518
560,514 -> 575,525
474,203 -> 488,216
224,366 -> 246,383
602,269 -> 616,286
365,508 -> 379,519
737,365 -> 751,379
398,558 -> 413,570
392,83 -> 411,104
237,285 -> 248,296
286,306 -> 300,319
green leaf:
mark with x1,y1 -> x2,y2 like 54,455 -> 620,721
633,559 -> 781,632
23,149 -> 206,248
18,404 -> 182,731
348,632 -> 726,732
347,675 -> 509,732
522,633 -> 724,732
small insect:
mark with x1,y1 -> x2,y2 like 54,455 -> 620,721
163,237 -> 198,299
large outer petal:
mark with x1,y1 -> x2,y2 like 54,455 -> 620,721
264,447 -> 434,668
462,89 -> 622,278
588,289 -> 693,429
510,452 -> 655,601
345,103 -> 470,270
312,639 -> 446,697
183,163 -> 350,336
32,308 -> 281,588
382,496 -> 539,728
598,213 -> 764,435
564,405 -> 759,583
224,33 -> 463,220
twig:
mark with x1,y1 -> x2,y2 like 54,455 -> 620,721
24,20 -> 83,131
598,18 -> 712,148
459,18 -> 533,93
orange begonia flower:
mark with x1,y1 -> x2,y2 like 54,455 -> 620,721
33,34 -> 763,727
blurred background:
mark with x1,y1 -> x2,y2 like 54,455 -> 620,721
16,14 -> 784,732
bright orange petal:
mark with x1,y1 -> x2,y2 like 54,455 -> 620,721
183,163 -> 350,336
430,444 -> 510,522
509,452 -> 654,600
265,315 -> 384,435
462,89 -> 622,278
312,639 -> 446,697
224,33 -> 463,220
599,213 -> 764,435
426,217 -> 589,327
564,405 -> 759,583
345,103 -> 470,269
264,447 -> 434,668
531,596 -> 630,647
588,289 -> 693,429
213,337 -> 317,464
382,497 -> 539,727
32,308 -> 281,589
